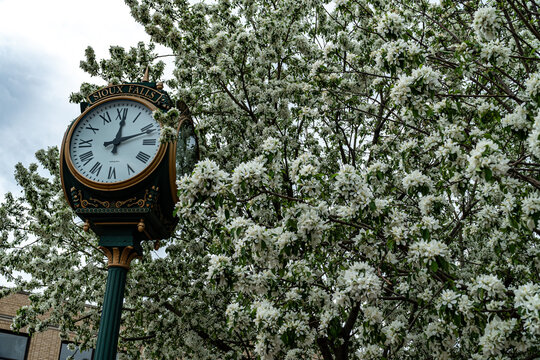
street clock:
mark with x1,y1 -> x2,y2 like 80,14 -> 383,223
60,82 -> 198,242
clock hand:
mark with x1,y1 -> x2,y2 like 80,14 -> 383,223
110,118 -> 126,154
103,129 -> 156,147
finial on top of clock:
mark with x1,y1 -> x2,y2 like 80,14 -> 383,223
142,66 -> 150,82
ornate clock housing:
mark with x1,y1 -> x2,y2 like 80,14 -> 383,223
66,97 -> 165,190
60,82 -> 198,242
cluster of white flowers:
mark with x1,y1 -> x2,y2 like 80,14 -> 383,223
391,66 -> 441,106
176,159 -> 228,205
425,320 -> 444,339
261,137 -> 280,153
295,205 -> 327,244
477,100 -> 498,116
362,306 -> 383,325
291,153 -> 319,180
276,230 -> 296,251
501,105 -> 529,131
231,156 -> 266,189
466,139 -> 509,176
480,40 -> 510,66
373,39 -> 421,71
527,113 -> 540,158
409,240 -> 449,261
338,262 -> 382,302
376,12 -> 405,38
290,153 -> 321,196
334,164 -> 372,205
473,7 -> 501,41
402,170 -> 432,192
206,254 -> 232,279
240,224 -> 273,261
309,59 -> 325,77
435,139 -> 460,159
470,274 -> 506,298
521,194 -> 540,217
356,344 -> 384,359
478,316 -> 516,357
254,300 -> 280,328
382,319 -> 405,345
159,125 -> 177,143
386,208 -> 409,244
525,72 -> 540,101
439,289 -> 459,309
514,283 -> 540,335
225,302 -> 240,322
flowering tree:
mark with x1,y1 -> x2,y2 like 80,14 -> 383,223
2,0 -> 540,358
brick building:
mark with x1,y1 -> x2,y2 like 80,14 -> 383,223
0,291 -> 93,360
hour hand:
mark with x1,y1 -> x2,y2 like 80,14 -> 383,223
111,119 -> 126,154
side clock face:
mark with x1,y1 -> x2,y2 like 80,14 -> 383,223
67,98 -> 163,187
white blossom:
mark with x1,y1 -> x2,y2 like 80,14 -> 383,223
525,73 -> 540,101
466,139 -> 509,176
409,240 -> 449,261
501,105 -> 529,131
514,283 -> 540,335
480,40 -> 510,66
478,317 -> 516,356
439,289 -> 459,309
391,66 -> 441,106
402,170 -> 432,192
470,274 -> 506,298
338,262 -> 382,302
527,112 -> 540,158
382,319 -> 405,345
376,12 -> 405,38
473,7 -> 501,41
231,157 -> 266,188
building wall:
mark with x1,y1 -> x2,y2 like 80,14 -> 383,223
0,292 -> 63,360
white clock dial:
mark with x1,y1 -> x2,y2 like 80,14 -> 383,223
69,99 -> 161,183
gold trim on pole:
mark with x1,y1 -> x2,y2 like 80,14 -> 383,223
99,246 -> 141,270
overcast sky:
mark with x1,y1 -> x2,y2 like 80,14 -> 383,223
0,0 -> 159,197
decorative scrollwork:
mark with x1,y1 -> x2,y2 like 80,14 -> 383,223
114,197 -> 139,208
70,186 -> 160,210
83,197 -> 111,208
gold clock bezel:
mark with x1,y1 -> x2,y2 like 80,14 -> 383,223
63,96 -> 166,191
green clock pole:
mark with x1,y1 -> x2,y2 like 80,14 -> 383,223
94,236 -> 140,360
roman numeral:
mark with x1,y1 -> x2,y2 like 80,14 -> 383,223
136,151 -> 151,164
116,108 -> 128,121
89,162 -> 103,176
99,112 -> 112,124
143,139 -> 156,146
132,112 -> 141,123
141,124 -> 154,132
127,164 -> 135,175
85,125 -> 99,134
108,167 -> 116,180
79,151 -> 94,166
78,139 -> 93,148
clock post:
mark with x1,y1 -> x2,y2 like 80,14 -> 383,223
60,80 -> 198,359
94,240 -> 139,359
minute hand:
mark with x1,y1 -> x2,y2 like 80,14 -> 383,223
103,130 -> 154,147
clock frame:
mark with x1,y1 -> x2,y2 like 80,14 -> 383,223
63,96 -> 167,192
60,82 -> 197,242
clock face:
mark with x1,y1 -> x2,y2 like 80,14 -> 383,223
68,98 -> 162,184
